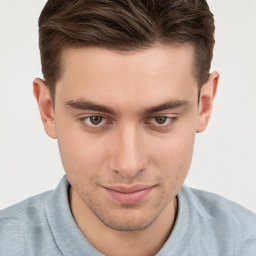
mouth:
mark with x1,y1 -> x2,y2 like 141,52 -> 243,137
103,184 -> 155,205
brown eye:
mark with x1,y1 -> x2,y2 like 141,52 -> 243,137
82,116 -> 107,127
89,116 -> 103,125
154,116 -> 168,124
146,116 -> 176,128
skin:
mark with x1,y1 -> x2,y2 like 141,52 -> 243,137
33,44 -> 218,256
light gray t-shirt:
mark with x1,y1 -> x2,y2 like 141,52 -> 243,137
1,176 -> 256,255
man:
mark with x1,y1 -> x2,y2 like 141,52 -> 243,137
0,0 -> 256,255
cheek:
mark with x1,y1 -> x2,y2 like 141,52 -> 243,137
150,128 -> 196,189
60,137 -> 107,167
58,135 -> 112,197
56,119 -> 109,184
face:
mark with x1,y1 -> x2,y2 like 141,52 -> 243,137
34,44 -> 218,231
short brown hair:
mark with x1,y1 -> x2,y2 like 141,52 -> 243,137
38,0 -> 215,99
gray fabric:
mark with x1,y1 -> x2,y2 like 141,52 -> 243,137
1,175 -> 256,255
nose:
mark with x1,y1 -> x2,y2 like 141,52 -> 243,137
109,124 -> 148,178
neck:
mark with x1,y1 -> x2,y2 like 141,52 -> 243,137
69,186 -> 177,256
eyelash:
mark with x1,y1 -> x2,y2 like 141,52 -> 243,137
77,115 -> 177,131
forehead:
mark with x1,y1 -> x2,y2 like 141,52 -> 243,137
56,44 -> 197,109
60,43 -> 195,77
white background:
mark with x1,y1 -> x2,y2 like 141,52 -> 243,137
0,0 -> 255,212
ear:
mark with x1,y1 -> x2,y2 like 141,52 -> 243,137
33,78 -> 57,139
196,71 -> 219,133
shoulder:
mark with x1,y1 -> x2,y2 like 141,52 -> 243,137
181,185 -> 256,253
182,185 -> 256,223
0,190 -> 53,255
0,190 -> 52,220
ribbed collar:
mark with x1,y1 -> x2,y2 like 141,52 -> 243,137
45,176 -> 103,255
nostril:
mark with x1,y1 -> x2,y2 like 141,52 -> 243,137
113,166 -> 146,179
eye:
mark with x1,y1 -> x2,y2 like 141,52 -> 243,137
83,116 -> 107,127
153,116 -> 169,125
146,116 -> 176,127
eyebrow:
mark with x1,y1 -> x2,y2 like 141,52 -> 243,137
141,100 -> 189,115
65,99 -> 190,116
65,100 -> 118,115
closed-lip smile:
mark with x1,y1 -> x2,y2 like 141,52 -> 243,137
103,184 -> 155,204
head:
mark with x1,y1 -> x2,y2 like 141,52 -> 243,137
34,0 -> 218,232
38,0 -> 215,103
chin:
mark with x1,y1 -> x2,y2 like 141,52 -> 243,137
100,215 -> 156,232
94,207 -> 160,232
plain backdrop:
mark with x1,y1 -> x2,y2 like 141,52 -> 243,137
0,0 -> 256,212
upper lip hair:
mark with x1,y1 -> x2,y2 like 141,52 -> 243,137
104,184 -> 154,193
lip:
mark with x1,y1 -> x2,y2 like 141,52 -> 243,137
103,185 -> 155,205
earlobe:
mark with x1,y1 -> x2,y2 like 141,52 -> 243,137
196,72 -> 219,133
33,78 -> 57,139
